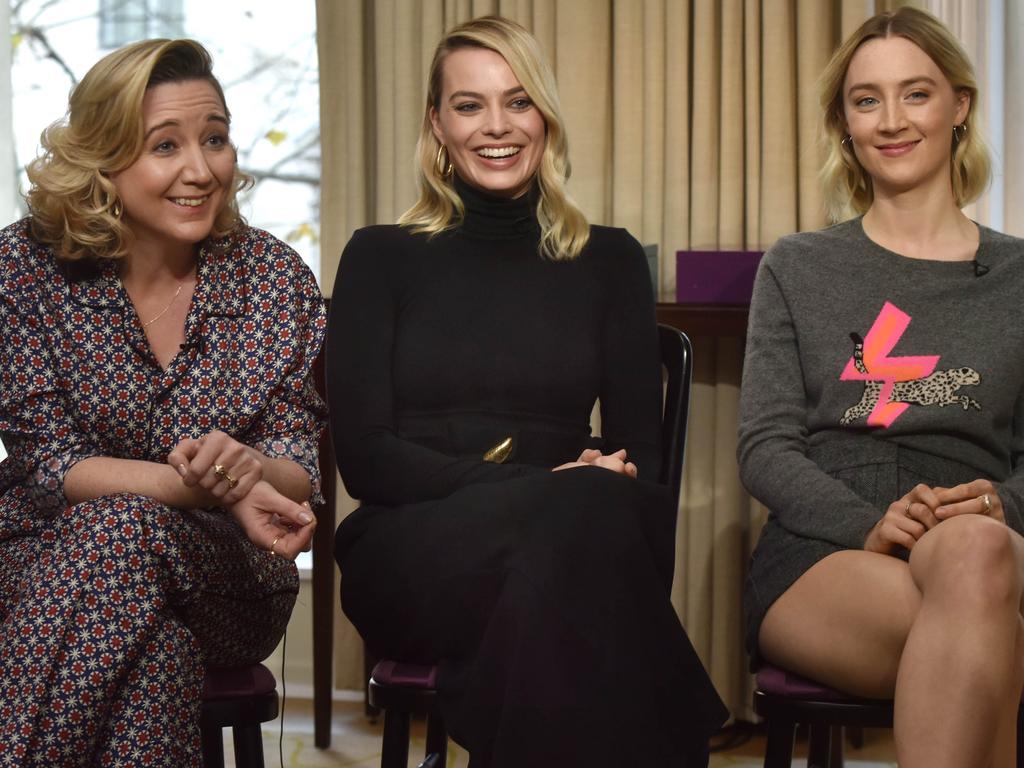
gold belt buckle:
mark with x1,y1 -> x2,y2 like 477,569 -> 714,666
482,436 -> 513,464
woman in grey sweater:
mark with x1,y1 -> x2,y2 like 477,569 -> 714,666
739,8 -> 1024,767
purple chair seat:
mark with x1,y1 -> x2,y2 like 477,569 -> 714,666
202,663 -> 278,700
371,660 -> 439,690
755,664 -> 890,703
200,663 -> 279,768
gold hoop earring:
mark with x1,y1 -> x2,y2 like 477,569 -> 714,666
103,192 -> 123,219
841,135 -> 853,150
953,123 -> 968,142
435,144 -> 454,178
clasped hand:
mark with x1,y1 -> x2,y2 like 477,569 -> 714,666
168,430 -> 315,560
865,479 -> 1006,554
552,448 -> 638,479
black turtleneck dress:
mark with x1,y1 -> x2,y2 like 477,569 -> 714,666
326,180 -> 728,767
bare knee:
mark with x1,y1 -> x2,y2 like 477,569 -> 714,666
912,516 -> 1023,610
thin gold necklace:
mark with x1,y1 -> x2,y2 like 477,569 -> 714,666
141,284 -> 183,328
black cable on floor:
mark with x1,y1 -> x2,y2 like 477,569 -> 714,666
279,628 -> 287,767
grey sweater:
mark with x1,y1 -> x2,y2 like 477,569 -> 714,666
738,218 -> 1024,549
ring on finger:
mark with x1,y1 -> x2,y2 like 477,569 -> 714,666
270,537 -> 280,557
213,464 -> 238,489
980,493 -> 992,514
905,501 -> 913,517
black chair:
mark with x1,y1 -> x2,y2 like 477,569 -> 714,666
367,324 -> 694,768
199,664 -> 279,768
754,649 -> 1024,767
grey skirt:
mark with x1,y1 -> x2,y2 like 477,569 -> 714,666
743,440 -> 988,667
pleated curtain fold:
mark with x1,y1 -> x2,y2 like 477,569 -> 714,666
316,0 -> 929,720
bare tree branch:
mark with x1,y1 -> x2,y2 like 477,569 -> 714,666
19,26 -> 78,85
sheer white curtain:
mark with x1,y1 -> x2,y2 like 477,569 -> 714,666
1,1 -> 14,226
1,1 -> 11,463
926,0 -> 1023,236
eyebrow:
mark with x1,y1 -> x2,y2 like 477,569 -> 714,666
846,76 -> 938,96
143,113 -> 229,140
447,86 -> 526,102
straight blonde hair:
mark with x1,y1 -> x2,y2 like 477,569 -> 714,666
398,16 -> 589,261
818,6 -> 990,222
27,39 -> 250,261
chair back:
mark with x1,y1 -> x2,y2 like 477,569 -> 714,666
657,324 -> 693,508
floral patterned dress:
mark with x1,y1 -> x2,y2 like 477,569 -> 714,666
0,219 -> 326,767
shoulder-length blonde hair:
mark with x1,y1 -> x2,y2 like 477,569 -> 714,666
818,6 -> 991,222
26,39 -> 251,261
398,15 -> 589,261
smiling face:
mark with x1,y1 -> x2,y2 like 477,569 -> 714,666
843,35 -> 969,201
110,79 -> 236,256
429,46 -> 546,199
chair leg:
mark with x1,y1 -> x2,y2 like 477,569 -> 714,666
200,725 -> 225,768
231,723 -> 266,768
763,717 -> 796,768
807,724 -> 832,768
425,711 -> 448,764
380,710 -> 411,768
830,725 -> 844,768
1017,704 -> 1023,768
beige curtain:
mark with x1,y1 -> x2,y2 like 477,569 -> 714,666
317,0 -> 913,720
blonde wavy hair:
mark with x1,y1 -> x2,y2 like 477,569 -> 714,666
26,39 -> 250,261
818,6 -> 991,222
398,15 -> 589,261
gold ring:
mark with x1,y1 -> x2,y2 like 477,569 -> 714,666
905,501 -> 912,517
270,537 -> 280,557
213,464 -> 238,489
981,494 -> 992,514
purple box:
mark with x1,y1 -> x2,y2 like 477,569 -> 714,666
675,250 -> 763,304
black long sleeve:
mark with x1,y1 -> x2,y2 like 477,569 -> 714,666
325,190 -> 661,506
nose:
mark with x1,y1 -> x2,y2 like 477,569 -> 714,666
878,99 -> 907,134
180,143 -> 213,185
482,107 -> 512,137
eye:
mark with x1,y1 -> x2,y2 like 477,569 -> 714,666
454,102 -> 481,113
906,90 -> 929,102
153,139 -> 176,153
855,96 -> 878,108
509,97 -> 533,110
205,133 -> 229,148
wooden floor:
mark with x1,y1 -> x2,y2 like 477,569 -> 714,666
219,697 -> 898,767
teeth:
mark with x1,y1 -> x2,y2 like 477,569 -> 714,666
477,146 -> 520,158
172,197 -> 208,207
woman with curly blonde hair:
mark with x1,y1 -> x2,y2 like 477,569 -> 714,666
328,14 -> 726,767
0,39 -> 323,765
740,7 -> 1024,766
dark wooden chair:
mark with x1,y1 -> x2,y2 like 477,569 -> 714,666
200,664 -> 279,767
311,337 -> 339,748
366,324 -> 694,768
754,661 -> 1024,767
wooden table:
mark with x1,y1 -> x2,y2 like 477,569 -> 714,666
656,302 -> 749,337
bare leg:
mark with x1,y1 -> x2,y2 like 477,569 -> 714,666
899,515 -> 1024,768
759,515 -> 1024,768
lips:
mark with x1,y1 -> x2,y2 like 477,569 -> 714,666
476,146 -> 521,159
170,196 -> 210,207
876,140 -> 920,157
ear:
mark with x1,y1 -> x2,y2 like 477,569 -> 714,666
429,106 -> 444,145
954,89 -> 971,126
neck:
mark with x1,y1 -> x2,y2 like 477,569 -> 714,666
453,174 -> 541,241
863,181 -> 977,261
120,238 -> 197,288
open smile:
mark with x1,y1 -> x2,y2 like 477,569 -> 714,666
170,195 -> 211,208
475,145 -> 521,159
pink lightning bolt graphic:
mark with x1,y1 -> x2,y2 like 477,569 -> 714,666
840,302 -> 940,427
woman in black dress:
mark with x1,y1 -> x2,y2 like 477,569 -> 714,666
327,16 -> 727,766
